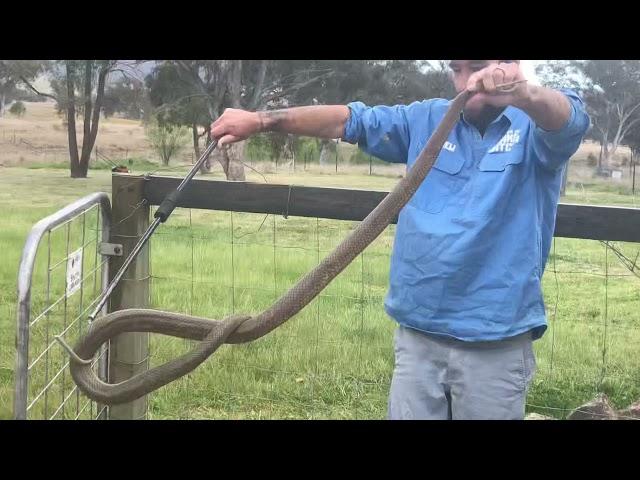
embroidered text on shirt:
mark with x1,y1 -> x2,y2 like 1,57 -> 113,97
488,129 -> 521,153
443,141 -> 456,152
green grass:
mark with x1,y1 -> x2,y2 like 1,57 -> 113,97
26,157 -> 163,172
564,182 -> 640,207
1,164 -> 639,420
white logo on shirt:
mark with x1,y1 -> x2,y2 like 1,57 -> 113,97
443,141 -> 456,152
488,129 -> 521,153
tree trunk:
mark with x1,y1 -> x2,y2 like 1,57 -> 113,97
221,141 -> 246,181
80,61 -> 94,170
200,126 -> 213,174
0,92 -> 5,117
192,123 -> 200,158
598,127 -> 610,172
212,142 -> 243,180
600,150 -> 607,171
598,142 -> 603,170
286,135 -> 296,171
608,124 -> 625,167
66,62 -> 83,178
219,60 -> 246,181
79,62 -> 110,177
560,161 -> 569,196
601,142 -> 611,170
319,139 -> 334,166
248,60 -> 268,110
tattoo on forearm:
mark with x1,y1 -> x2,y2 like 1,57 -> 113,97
259,110 -> 290,132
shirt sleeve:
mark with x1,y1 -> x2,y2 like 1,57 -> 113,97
341,101 -> 413,164
531,88 -> 591,172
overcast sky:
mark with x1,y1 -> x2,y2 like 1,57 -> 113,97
427,60 -> 542,85
31,60 -> 546,94
520,60 -> 541,85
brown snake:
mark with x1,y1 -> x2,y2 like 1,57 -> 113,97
65,83 -> 524,405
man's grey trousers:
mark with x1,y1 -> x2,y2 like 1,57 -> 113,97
388,325 -> 536,420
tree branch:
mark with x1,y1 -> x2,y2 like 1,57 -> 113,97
19,76 -> 57,101
256,68 -> 333,101
175,60 -> 217,119
621,117 -> 640,138
258,71 -> 334,109
109,60 -> 150,82
248,60 -> 268,110
87,62 -> 111,152
620,100 -> 640,124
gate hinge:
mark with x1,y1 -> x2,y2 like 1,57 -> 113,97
100,243 -> 123,256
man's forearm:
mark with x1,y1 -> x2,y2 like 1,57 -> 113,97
258,105 -> 351,139
514,85 -> 572,132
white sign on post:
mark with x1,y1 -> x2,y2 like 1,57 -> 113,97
66,248 -> 83,297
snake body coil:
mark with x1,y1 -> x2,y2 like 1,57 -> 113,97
69,90 -> 474,404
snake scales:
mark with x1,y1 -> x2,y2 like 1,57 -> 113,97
67,88 -> 500,405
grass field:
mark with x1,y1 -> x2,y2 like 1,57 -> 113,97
1,166 -> 639,420
1,102 -> 640,420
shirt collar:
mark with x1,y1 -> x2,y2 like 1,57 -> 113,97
460,105 -> 519,127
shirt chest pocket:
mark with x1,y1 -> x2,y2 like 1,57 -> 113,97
478,145 -> 525,172
410,142 -> 466,214
470,146 -> 528,218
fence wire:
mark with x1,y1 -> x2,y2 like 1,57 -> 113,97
142,205 -> 640,419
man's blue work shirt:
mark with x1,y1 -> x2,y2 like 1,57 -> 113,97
342,90 -> 590,342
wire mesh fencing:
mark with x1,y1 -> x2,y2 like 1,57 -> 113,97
143,205 -> 640,419
14,197 -> 110,419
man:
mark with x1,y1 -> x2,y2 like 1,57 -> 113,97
210,60 -> 591,420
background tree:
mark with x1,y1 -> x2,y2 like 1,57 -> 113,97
21,60 -> 136,178
146,121 -> 190,166
0,60 -> 46,116
538,60 -> 640,171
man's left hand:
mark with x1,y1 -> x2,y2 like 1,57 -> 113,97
466,62 -> 530,108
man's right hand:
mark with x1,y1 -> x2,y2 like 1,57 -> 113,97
210,108 -> 263,146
